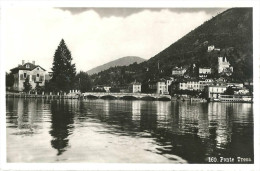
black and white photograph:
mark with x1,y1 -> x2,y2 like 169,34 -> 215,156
0,1 -> 259,170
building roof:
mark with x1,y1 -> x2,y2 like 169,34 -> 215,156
10,62 -> 46,72
172,67 -> 186,71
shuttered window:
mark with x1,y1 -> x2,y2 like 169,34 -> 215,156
40,76 -> 44,81
32,75 -> 36,81
20,74 -> 24,80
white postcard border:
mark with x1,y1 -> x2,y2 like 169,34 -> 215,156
1,0 -> 259,170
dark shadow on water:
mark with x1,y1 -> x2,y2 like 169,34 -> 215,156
49,100 -> 75,156
120,96 -> 138,100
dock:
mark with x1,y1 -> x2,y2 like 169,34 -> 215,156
6,92 -> 172,101
6,92 -> 80,99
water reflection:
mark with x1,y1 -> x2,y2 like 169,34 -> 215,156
49,100 -> 75,155
6,98 -> 253,163
132,101 -> 141,121
85,100 -> 253,163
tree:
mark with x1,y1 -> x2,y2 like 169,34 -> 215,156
224,86 -> 235,95
75,71 -> 92,93
51,39 -> 76,92
23,77 -> 32,93
35,84 -> 44,94
45,81 -> 57,93
6,72 -> 14,88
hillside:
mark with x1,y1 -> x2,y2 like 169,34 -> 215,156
148,8 -> 252,79
91,8 -> 253,86
87,56 -> 145,75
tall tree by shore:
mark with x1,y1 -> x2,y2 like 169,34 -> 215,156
51,39 -> 76,92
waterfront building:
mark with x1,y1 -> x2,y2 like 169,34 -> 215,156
148,78 -> 171,95
172,67 -> 187,76
198,79 -> 214,91
129,82 -> 141,93
179,79 -> 201,91
206,85 -> 227,100
10,60 -> 46,91
157,80 -> 168,94
218,57 -> 233,76
156,77 -> 175,95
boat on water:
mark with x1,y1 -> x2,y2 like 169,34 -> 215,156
215,95 -> 253,103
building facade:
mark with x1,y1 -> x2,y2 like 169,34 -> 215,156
172,67 -> 187,76
207,45 -> 215,52
218,57 -> 233,75
199,67 -> 212,79
129,83 -> 141,93
156,81 -> 168,94
10,60 -> 46,91
179,80 -> 201,91
206,85 -> 227,100
198,79 -> 214,91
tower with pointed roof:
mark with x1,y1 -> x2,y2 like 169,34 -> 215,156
218,57 -> 233,75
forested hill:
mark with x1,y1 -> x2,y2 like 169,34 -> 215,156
91,8 -> 253,86
87,56 -> 145,75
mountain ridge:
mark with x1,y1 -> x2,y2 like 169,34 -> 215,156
87,56 -> 146,75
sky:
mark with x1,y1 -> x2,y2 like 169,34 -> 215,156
2,7 -> 227,72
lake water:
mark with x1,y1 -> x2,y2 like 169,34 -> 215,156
6,98 -> 254,163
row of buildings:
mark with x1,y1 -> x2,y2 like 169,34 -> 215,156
171,56 -> 233,77
9,54 -> 252,101
92,82 -> 142,93
146,55 -> 252,100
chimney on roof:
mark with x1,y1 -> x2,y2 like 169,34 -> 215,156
32,61 -> 35,65
22,60 -> 25,65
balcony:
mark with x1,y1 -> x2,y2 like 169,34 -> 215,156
34,76 -> 44,83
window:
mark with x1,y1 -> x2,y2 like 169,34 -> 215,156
37,74 -> 39,77
37,67 -> 39,70
26,64 -> 29,68
23,73 -> 27,78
